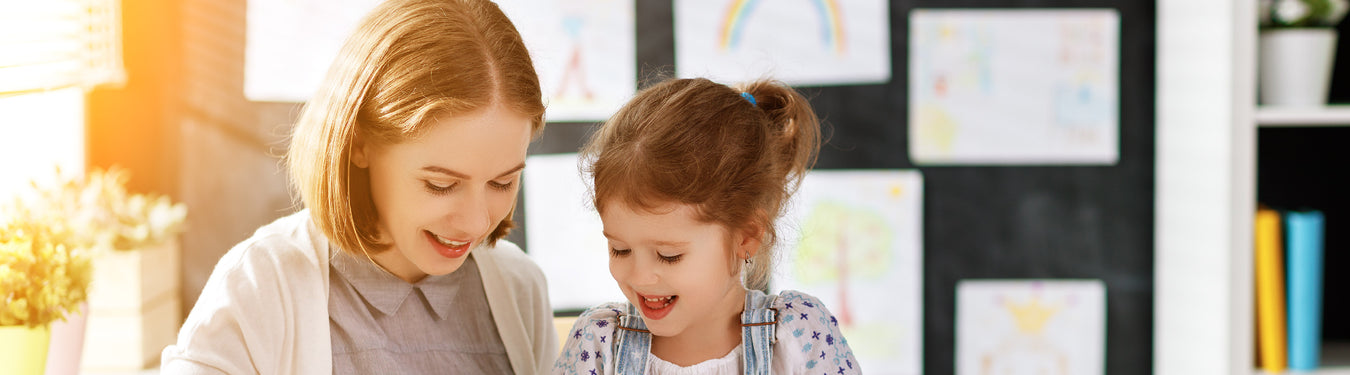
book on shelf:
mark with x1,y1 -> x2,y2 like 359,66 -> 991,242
1287,210 -> 1326,371
1255,207 -> 1287,372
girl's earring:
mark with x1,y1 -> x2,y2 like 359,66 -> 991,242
744,253 -> 751,265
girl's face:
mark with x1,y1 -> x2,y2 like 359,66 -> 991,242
353,104 -> 532,283
601,200 -> 753,338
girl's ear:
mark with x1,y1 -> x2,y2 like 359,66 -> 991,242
735,222 -> 765,260
351,135 -> 371,168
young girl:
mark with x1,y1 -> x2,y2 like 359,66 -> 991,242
553,78 -> 860,374
162,0 -> 557,373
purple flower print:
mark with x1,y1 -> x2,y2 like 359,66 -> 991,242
803,301 -> 815,308
574,329 -> 582,339
826,334 -> 834,345
580,350 -> 590,362
800,313 -> 809,320
830,316 -> 838,326
786,302 -> 794,309
812,331 -> 820,340
596,320 -> 609,328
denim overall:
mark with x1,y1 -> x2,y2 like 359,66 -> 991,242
612,290 -> 780,375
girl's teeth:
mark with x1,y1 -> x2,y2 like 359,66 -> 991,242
644,296 -> 673,302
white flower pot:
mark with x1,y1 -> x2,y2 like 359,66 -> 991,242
1260,29 -> 1339,107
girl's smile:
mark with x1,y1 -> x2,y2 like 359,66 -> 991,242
637,293 -> 678,320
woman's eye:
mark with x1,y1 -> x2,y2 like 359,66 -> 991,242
488,179 -> 516,191
424,181 -> 455,195
609,248 -> 631,257
658,254 -> 683,264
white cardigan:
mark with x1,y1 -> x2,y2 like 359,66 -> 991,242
162,210 -> 558,374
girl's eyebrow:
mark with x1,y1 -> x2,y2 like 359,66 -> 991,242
421,163 -> 526,179
602,232 -> 688,248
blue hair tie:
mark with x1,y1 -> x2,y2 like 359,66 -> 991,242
740,92 -> 757,107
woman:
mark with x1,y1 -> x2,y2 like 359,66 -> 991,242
162,0 -> 556,373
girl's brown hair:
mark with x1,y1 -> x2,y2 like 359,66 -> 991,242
582,78 -> 820,291
286,0 -> 544,256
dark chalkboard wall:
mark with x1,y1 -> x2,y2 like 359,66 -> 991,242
506,1 -> 1156,374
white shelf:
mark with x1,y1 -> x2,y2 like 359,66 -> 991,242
1256,105 -> 1350,126
1256,368 -> 1350,375
1252,342 -> 1350,374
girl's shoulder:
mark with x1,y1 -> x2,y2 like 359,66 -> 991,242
771,290 -> 861,374
772,290 -> 834,320
568,301 -> 626,338
553,302 -> 626,375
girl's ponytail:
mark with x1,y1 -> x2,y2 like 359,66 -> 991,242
740,80 -> 821,193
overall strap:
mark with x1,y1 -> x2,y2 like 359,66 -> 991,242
613,303 -> 652,375
741,290 -> 779,375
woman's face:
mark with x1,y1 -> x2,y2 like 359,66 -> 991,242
353,104 -> 532,283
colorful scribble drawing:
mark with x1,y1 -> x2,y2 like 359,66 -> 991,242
980,288 -> 1071,375
957,280 -> 1104,375
912,21 -> 993,154
792,185 -> 901,328
718,0 -> 847,54
1052,18 -> 1111,141
554,14 -> 595,102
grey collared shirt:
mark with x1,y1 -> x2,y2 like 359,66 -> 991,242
328,248 -> 513,374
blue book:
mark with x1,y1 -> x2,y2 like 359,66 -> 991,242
1286,210 -> 1325,371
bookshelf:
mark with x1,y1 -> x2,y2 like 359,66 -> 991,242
1157,1 -> 1347,374
1257,106 -> 1350,127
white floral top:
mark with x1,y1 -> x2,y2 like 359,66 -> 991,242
552,290 -> 861,375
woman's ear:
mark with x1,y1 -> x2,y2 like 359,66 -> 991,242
351,135 -> 371,168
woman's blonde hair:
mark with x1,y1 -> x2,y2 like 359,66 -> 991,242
286,0 -> 544,257
582,78 -> 820,291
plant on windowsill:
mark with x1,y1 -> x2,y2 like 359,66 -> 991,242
0,206 -> 94,374
17,166 -> 188,373
1259,0 -> 1350,106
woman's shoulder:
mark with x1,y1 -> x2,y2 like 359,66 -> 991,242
218,210 -> 326,272
476,239 -> 547,285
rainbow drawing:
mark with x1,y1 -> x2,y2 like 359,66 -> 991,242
718,0 -> 847,54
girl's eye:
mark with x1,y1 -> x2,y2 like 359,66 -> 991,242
609,248 -> 631,257
488,179 -> 516,191
658,254 -> 683,264
425,181 -> 455,195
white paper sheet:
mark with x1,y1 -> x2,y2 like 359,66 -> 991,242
909,10 -> 1120,165
495,0 -> 636,122
245,0 -> 636,122
776,170 -> 923,374
674,0 -> 891,86
244,0 -> 382,102
956,280 -> 1106,375
522,153 -> 625,312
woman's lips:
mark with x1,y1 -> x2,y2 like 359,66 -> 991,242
424,230 -> 471,258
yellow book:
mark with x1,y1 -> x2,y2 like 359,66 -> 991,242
1255,207 -> 1287,372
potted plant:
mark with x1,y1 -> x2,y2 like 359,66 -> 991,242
1259,0 -> 1350,106
0,211 -> 93,375
18,167 -> 187,373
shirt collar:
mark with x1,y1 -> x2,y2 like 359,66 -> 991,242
329,247 -> 477,320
